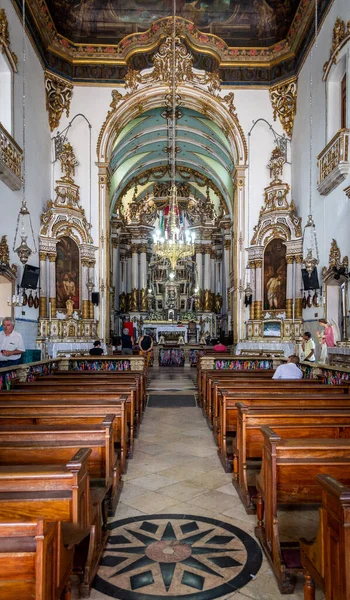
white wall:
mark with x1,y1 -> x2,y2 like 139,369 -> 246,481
292,0 -> 350,336
0,0 -> 51,347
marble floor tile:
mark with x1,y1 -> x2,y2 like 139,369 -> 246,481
91,367 -> 323,600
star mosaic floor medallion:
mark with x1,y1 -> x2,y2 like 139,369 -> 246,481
93,514 -> 262,599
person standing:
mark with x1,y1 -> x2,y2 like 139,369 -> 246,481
138,333 -> 154,366
302,332 -> 316,362
272,355 -> 303,379
121,328 -> 133,355
0,317 -> 25,368
317,319 -> 335,363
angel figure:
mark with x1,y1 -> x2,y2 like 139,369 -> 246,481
316,318 -> 338,363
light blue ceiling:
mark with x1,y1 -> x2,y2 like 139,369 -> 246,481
110,107 -> 235,215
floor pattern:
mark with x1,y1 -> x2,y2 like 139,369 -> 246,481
89,366 -> 322,600
94,514 -> 262,599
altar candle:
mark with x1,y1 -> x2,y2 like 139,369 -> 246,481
49,301 -> 51,322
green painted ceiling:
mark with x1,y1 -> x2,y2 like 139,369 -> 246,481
110,107 -> 235,216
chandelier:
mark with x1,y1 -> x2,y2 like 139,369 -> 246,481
153,0 -> 195,271
13,0 -> 37,265
302,0 -> 319,277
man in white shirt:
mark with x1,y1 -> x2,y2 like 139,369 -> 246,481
272,355 -> 303,379
302,332 -> 316,362
0,317 -> 25,368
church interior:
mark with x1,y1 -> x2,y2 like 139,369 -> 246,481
0,0 -> 350,598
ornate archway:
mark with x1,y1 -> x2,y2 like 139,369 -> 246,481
96,41 -> 247,343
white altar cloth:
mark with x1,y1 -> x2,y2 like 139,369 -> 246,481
47,341 -> 107,358
236,341 -> 294,357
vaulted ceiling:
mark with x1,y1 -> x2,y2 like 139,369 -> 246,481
14,0 -> 333,85
110,107 -> 234,218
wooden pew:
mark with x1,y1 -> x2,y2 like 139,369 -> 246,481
210,379 -> 340,432
300,474 -> 350,600
52,370 -> 146,414
0,520 -> 74,600
217,388 -> 350,470
233,403 -> 350,512
0,391 -> 131,461
199,368 -> 275,408
0,447 -> 91,528
0,416 -> 121,515
14,379 -> 141,435
255,427 -> 350,593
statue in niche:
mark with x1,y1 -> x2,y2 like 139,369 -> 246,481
264,239 -> 286,310
65,296 -> 74,318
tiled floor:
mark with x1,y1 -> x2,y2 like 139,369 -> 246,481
89,367 -> 323,600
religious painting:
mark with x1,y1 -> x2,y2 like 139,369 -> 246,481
263,238 -> 286,311
263,320 -> 281,337
56,237 -> 80,310
45,0 -> 299,47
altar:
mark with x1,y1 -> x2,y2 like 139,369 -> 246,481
143,322 -> 199,343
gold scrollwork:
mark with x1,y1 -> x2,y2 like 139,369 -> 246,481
139,288 -> 148,312
45,72 -> 73,132
269,77 -> 297,138
0,9 -> 17,71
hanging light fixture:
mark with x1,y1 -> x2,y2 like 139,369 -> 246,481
13,0 -> 37,265
153,0 -> 195,271
302,0 -> 319,277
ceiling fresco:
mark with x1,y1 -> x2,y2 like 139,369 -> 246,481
44,0 -> 299,47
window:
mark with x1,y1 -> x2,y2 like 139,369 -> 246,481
0,52 -> 13,135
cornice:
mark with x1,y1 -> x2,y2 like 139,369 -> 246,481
11,0 -> 335,86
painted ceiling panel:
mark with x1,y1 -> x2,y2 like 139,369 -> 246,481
44,0 -> 300,48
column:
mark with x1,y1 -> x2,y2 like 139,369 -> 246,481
139,244 -> 148,312
81,259 -> 90,319
210,249 -> 216,311
214,251 -> 222,314
48,253 -> 56,319
255,259 -> 263,320
119,250 -> 126,313
203,246 -> 211,312
295,255 -> 303,318
223,239 -> 231,315
39,252 -> 47,319
249,262 -> 256,320
130,245 -> 139,312
88,262 -> 95,319
126,250 -> 132,312
195,245 -> 203,311
286,256 -> 294,319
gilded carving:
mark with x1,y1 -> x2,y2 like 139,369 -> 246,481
323,17 -> 350,78
322,239 -> 349,279
268,147 -> 285,183
130,288 -> 138,312
0,9 -> 17,72
269,76 -> 297,137
45,72 -> 73,132
0,123 -> 23,191
139,288 -> 148,312
119,292 -> 126,312
59,143 -> 78,183
317,130 -> 349,195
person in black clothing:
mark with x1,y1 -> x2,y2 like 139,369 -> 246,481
121,328 -> 133,355
89,340 -> 104,356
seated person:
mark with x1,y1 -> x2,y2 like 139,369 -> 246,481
89,340 -> 104,356
272,354 -> 303,379
213,341 -> 227,352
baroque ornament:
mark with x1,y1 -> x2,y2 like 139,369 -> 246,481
0,8 -> 17,71
269,77 -> 297,137
45,72 -> 73,132
322,239 -> 349,279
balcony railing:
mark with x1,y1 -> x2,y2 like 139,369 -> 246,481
0,123 -> 22,191
317,128 -> 349,196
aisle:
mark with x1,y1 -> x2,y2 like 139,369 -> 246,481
90,367 -> 320,600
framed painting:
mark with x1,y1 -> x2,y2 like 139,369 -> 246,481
56,236 -> 80,309
263,238 -> 287,311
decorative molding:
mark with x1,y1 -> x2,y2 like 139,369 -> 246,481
269,76 -> 297,138
0,8 -> 18,72
317,129 -> 349,195
44,71 -> 73,132
0,123 -> 22,191
0,235 -> 17,279
322,239 -> 348,280
323,17 -> 350,81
